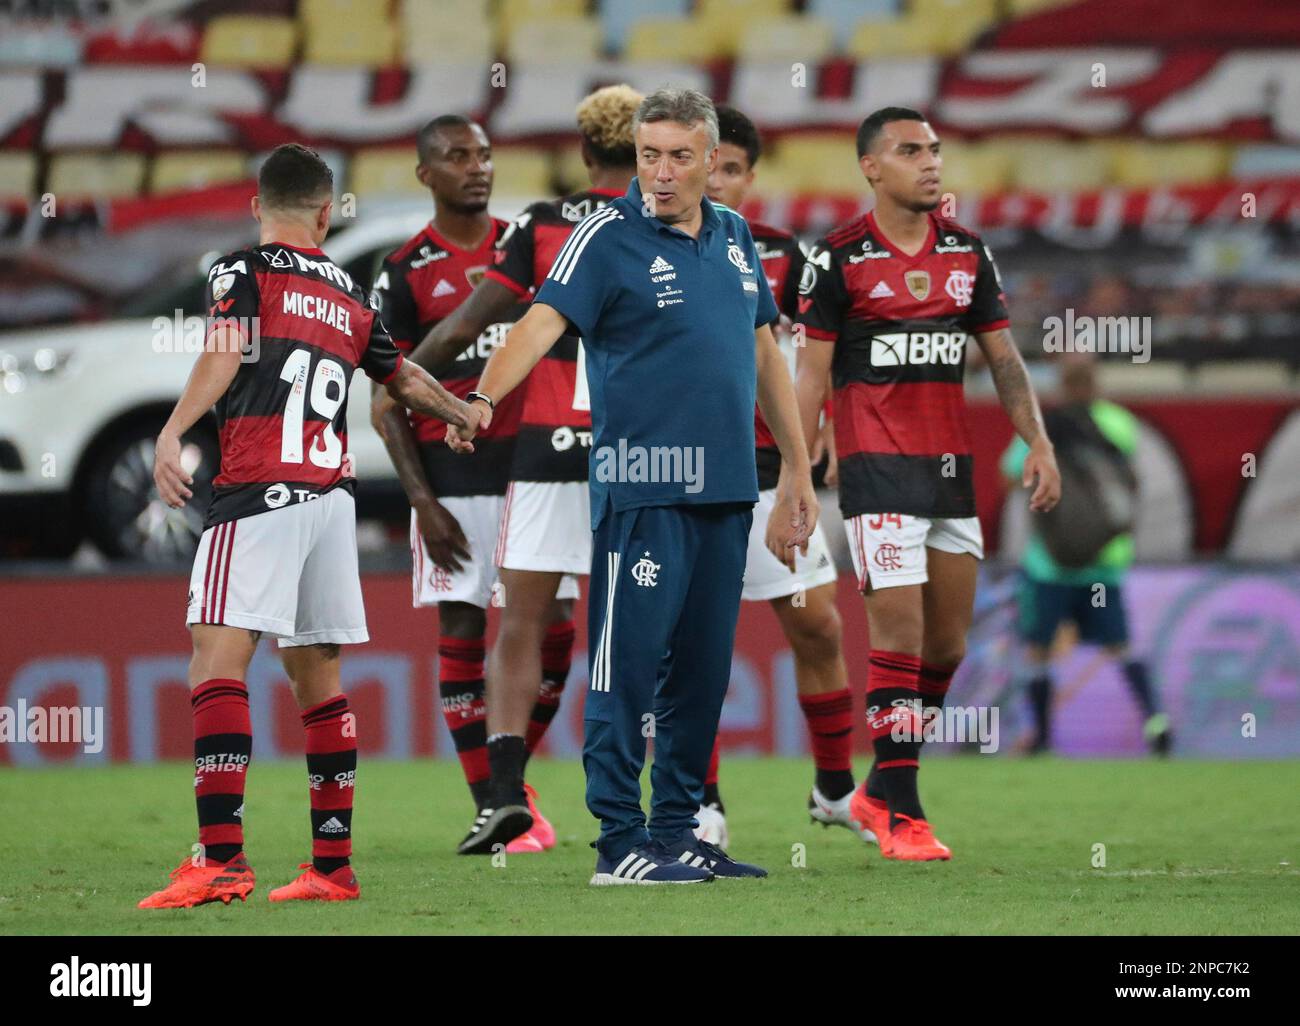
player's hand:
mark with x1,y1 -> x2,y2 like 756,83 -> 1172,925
766,473 -> 819,572
413,496 -> 471,573
153,429 -> 192,509
446,400 -> 491,454
1024,437 -> 1061,513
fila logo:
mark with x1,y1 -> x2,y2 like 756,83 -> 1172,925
870,331 -> 968,367
208,260 -> 246,281
432,279 -> 456,298
631,552 -> 661,587
868,280 -> 894,299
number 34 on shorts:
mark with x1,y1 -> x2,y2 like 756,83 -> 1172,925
845,512 -> 984,591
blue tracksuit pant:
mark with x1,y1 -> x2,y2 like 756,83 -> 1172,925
583,502 -> 752,861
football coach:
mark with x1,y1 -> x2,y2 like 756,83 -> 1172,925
448,88 -> 818,885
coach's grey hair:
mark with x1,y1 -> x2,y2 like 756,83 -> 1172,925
632,87 -> 719,150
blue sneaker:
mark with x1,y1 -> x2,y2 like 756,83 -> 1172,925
663,835 -> 768,879
590,841 -> 714,886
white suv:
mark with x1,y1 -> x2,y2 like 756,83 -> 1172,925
0,205 -> 478,564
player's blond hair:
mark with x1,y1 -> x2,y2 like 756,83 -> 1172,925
576,84 -> 642,166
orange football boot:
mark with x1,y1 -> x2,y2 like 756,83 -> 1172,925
267,863 -> 360,902
506,831 -> 546,854
849,788 -> 891,852
522,783 -> 556,850
138,852 -> 255,909
882,814 -> 951,861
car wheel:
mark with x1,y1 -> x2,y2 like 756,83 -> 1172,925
82,418 -> 218,564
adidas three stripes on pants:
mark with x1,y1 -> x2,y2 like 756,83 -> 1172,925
583,502 -> 752,860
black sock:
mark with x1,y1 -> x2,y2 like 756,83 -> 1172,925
865,760 -> 886,801
1122,660 -> 1158,718
313,856 -> 349,875
469,778 -> 492,811
205,843 -> 241,864
702,783 -> 723,811
816,769 -> 855,802
487,734 -> 528,808
1028,673 -> 1052,749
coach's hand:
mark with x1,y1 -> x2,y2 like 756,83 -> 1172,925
766,474 -> 819,572
1025,437 -> 1061,513
414,496 -> 471,573
153,429 -> 193,509
446,399 -> 491,454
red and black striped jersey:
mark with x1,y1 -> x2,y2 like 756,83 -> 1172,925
370,218 -> 525,497
796,210 -> 1009,518
202,242 -> 403,527
750,220 -> 806,489
485,186 -> 624,483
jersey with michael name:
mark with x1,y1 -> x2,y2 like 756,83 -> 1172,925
485,186 -> 623,484
795,210 -> 1009,519
202,242 -> 403,528
749,220 -> 806,491
370,219 -> 525,498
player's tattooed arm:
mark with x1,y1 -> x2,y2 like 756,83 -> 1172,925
445,301 -> 567,450
408,277 -> 520,375
977,328 -> 1062,512
385,360 -> 484,451
154,323 -> 244,508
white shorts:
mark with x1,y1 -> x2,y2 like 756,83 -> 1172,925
742,488 -> 838,601
845,513 -> 984,592
496,480 -> 592,578
413,493 -> 580,607
411,494 -> 504,609
186,488 -> 367,648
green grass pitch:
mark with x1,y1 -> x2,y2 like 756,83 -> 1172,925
2,757 -> 1295,935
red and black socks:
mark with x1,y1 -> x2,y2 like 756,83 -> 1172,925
192,677 -> 251,866
438,635 -> 491,810
865,649 -> 924,825
799,687 -> 854,800
525,619 -> 575,758
918,661 -> 956,748
302,694 -> 356,876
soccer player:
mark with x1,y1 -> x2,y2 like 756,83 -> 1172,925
698,105 -> 862,848
140,143 -> 483,908
449,88 -> 817,884
367,115 -> 572,853
794,108 -> 1061,861
1001,358 -> 1171,754
388,86 -> 643,856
